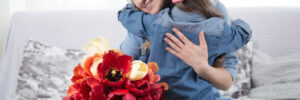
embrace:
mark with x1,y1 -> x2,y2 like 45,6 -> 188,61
118,0 -> 252,99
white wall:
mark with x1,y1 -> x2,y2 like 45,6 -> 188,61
9,0 -> 26,15
25,0 -> 127,11
0,0 -> 10,61
220,0 -> 300,8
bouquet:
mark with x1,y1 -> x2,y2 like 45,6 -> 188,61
63,37 -> 168,100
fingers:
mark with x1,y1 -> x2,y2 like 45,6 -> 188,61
199,32 -> 207,49
165,33 -> 184,48
164,37 -> 181,52
172,28 -> 191,44
165,47 -> 184,60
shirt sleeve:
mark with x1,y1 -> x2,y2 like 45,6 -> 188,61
118,4 -> 158,38
120,32 -> 145,60
214,0 -> 238,79
218,19 -> 252,54
214,0 -> 231,25
222,52 -> 238,80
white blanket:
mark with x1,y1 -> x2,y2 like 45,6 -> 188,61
250,50 -> 300,99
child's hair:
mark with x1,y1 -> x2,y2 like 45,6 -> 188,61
175,0 -> 223,18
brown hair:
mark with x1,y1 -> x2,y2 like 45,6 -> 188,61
143,0 -> 223,50
142,0 -> 224,67
176,0 -> 223,18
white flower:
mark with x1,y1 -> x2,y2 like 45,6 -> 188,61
127,60 -> 148,81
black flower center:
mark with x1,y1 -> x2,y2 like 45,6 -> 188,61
105,69 -> 123,82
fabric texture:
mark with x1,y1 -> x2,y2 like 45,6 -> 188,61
118,4 -> 252,100
120,0 -> 238,80
221,41 -> 253,99
0,10 -> 126,100
249,50 -> 300,99
13,40 -> 84,100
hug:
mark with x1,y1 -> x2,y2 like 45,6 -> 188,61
118,0 -> 252,99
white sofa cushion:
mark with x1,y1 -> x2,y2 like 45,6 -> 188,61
0,10 -> 126,100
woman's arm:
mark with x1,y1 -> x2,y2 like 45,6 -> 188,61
118,4 -> 158,38
164,28 -> 233,90
120,33 -> 144,60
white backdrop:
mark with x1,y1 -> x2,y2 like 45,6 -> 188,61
9,0 -> 300,12
222,0 -> 300,8
25,0 -> 128,11
23,0 -> 300,11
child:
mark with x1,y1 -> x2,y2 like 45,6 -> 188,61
118,0 -> 252,99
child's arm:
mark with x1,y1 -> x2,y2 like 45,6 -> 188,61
219,19 -> 252,53
213,0 -> 238,83
118,4 -> 158,38
204,19 -> 252,90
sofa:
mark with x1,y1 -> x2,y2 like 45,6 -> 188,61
1,7 -> 300,100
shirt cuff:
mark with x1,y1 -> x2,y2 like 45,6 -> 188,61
224,66 -> 236,80
232,19 -> 252,41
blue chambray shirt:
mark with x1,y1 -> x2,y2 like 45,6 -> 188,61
120,0 -> 238,79
118,2 -> 252,100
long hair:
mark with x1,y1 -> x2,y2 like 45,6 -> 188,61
176,0 -> 223,18
142,0 -> 224,67
143,0 -> 222,52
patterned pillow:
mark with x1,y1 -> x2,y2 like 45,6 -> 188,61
221,41 -> 254,99
13,40 -> 85,100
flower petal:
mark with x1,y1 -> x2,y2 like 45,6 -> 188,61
114,55 -> 132,74
108,89 -> 136,100
104,77 -> 125,87
159,82 -> 169,90
148,62 -> 159,73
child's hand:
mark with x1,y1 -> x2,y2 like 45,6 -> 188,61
164,28 -> 210,77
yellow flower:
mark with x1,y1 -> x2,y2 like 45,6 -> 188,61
127,60 -> 148,81
80,36 -> 111,76
82,36 -> 111,56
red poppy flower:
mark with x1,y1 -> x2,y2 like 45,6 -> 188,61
97,50 -> 132,86
124,62 -> 168,100
63,93 -> 84,100
64,78 -> 107,100
71,64 -> 91,84
64,49 -> 168,100
125,79 -> 151,97
125,76 -> 165,100
149,84 -> 165,100
107,89 -> 136,100
82,54 -> 103,76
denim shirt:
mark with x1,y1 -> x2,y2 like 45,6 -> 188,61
118,3 -> 252,100
120,0 -> 238,79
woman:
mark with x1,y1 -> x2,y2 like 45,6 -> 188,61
119,0 -> 251,99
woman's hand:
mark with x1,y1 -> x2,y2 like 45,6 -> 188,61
164,28 -> 233,90
164,28 -> 209,77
